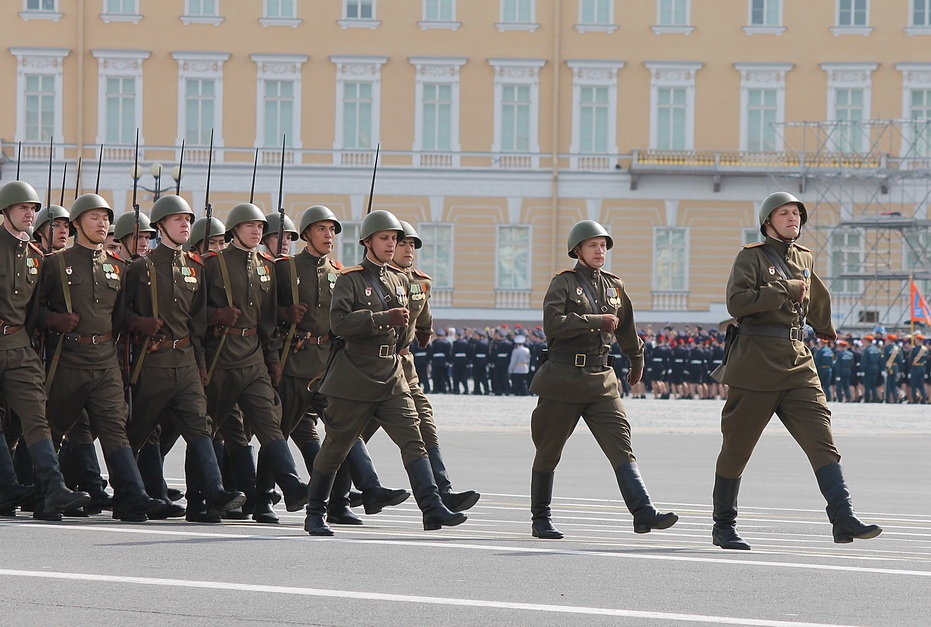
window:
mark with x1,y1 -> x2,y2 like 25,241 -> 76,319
568,61 -> 622,165
656,87 -> 687,150
497,225 -> 531,290
909,89 -> 931,157
736,63 -> 791,152
658,0 -> 688,25
501,0 -> 533,22
338,222 -> 361,266
830,229 -> 864,294
913,0 -> 931,26
742,227 -> 761,246
24,75 -> 55,142
187,0 -> 217,15
579,86 -> 610,153
422,83 -> 453,151
345,0 -> 373,18
837,0 -> 867,26
93,49 -> 149,152
424,0 -> 454,21
105,0 -> 137,13
184,79 -> 215,146
342,82 -> 374,150
26,0 -> 56,9
501,84 -> 531,152
490,59 -> 545,165
21,0 -> 61,20
833,88 -> 865,152
654,227 -> 688,291
264,0 -> 295,18
580,0 -> 611,24
411,58 -> 464,164
647,61 -> 701,150
749,0 -> 779,25
418,223 -> 453,288
746,88 -> 778,151
105,77 -> 136,144
174,52 -> 228,153
263,80 -> 295,147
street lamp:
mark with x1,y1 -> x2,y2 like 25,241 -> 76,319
130,162 -> 183,201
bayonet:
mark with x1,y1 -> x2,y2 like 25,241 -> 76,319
131,129 -> 140,259
95,144 -> 103,194
276,135 -> 286,256
366,143 -> 380,215
176,139 -> 185,195
46,136 -> 53,207
249,147 -> 258,203
74,156 -> 83,200
205,129 -> 214,222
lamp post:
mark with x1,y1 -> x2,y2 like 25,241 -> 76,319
130,162 -> 182,201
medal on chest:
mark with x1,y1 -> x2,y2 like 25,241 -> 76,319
410,283 -> 424,301
25,257 -> 39,275
803,267 -> 811,283
257,264 -> 271,282
328,272 -> 337,290
606,286 -> 621,308
181,265 -> 198,284
395,284 -> 407,305
102,262 -> 120,281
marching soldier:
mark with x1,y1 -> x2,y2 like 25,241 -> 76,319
529,220 -> 677,539
202,203 -> 308,520
882,334 -> 904,403
814,339 -> 835,402
263,212 -> 297,259
469,330 -> 489,395
834,340 -> 855,402
710,192 -> 880,549
861,335 -> 882,403
39,193 -> 165,521
33,204 -> 70,254
490,329 -> 512,395
451,329 -> 471,394
303,210 -> 467,536
429,329 -> 451,393
186,216 -> 227,255
908,334 -> 928,403
103,224 -> 122,257
0,181 -> 90,518
113,210 -> 156,259
123,194 -> 246,522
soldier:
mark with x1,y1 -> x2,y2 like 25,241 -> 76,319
529,220 -> 677,539
450,329 -> 471,394
113,211 -> 156,259
32,204 -> 70,254
202,203 -> 308,521
429,328 -> 451,393
123,195 -> 246,522
710,192 -> 881,549
39,193 -> 165,521
469,329 -> 489,395
0,181 -> 90,518
907,334 -> 928,404
882,334 -> 904,403
413,337 -> 431,393
263,212 -> 297,259
491,329 -> 513,395
861,335 -> 882,403
834,340 -> 855,402
102,224 -> 121,257
186,216 -> 227,255
813,339 -> 835,402
509,334 -> 531,395
303,210 -> 467,536
649,334 -> 670,399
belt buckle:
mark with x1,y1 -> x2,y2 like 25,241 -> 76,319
574,354 -> 587,367
1,325 -> 9,335
789,328 -> 800,341
378,344 -> 391,358
239,328 -> 249,337
172,339 -> 181,349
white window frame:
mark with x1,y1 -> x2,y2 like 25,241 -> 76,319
832,0 -> 872,35
410,57 -> 466,167
489,58 -> 546,168
340,0 -> 380,29
182,0 -> 223,25
735,63 -> 792,152
20,0 -> 62,21
743,0 -> 785,35
338,221 -> 362,267
330,55 -> 388,163
652,226 -> 690,293
653,0 -> 694,35
418,222 -> 455,289
172,51 -> 230,161
251,54 -> 308,161
567,60 -> 624,165
907,0 -> 931,34
495,223 -> 532,291
260,0 -> 301,27
497,0 -> 539,32
896,63 -> 931,159
830,227 -> 865,295
100,0 -> 142,23
10,47 -> 69,158
645,61 -> 702,150
576,0 -> 618,33
419,0 -> 460,30
821,63 -> 877,152
91,49 -> 150,151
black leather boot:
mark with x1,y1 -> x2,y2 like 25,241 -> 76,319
427,447 -> 480,513
70,443 -> 112,514
815,463 -> 882,543
530,470 -> 563,539
184,446 -> 219,523
0,441 -> 32,515
252,447 -> 280,523
327,462 -> 363,525
346,439 -> 409,514
107,448 -> 168,522
188,437 -> 245,519
263,439 -> 308,512
616,462 -> 678,533
227,445 -> 257,519
28,440 -> 90,515
406,457 -> 467,531
712,474 -> 750,550
304,471 -> 336,536
137,443 -> 185,519
298,440 -> 321,477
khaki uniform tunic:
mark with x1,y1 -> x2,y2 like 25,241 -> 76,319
529,263 -> 644,473
314,256 -> 428,474
712,236 -> 841,478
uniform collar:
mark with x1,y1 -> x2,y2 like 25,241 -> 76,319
361,256 -> 386,277
298,249 -> 326,266
151,242 -> 183,261
224,244 -> 251,260
764,235 -> 792,254
573,261 -> 601,281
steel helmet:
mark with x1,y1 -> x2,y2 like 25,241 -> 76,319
185,216 -> 226,251
70,193 -> 114,234
114,211 -> 156,241
299,204 -> 342,237
150,194 -> 195,224
567,220 -> 613,258
32,204 -> 70,242
759,191 -> 808,236
398,220 -> 422,249
225,203 -> 267,240
358,210 -> 403,244
0,180 -> 41,212
264,212 -> 298,241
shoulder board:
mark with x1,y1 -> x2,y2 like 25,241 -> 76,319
555,269 -> 576,276
185,251 -> 204,265
742,241 -> 766,249
28,242 -> 44,256
386,264 -> 404,274
45,249 -> 65,258
601,270 -> 621,280
258,250 -> 275,262
412,268 -> 432,280
332,259 -> 343,270
201,251 -> 219,259
106,251 -> 125,264
340,265 -> 363,274
794,244 -> 811,253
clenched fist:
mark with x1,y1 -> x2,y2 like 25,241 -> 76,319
45,312 -> 80,333
282,303 -> 308,325
600,314 -> 619,333
387,307 -> 410,327
129,316 -> 164,337
210,306 -> 241,328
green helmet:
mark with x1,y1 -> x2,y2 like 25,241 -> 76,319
114,211 -> 156,241
0,180 -> 41,212
358,210 -> 403,244
299,204 -> 342,237
150,194 -> 195,224
264,212 -> 298,241
225,203 -> 267,239
759,191 -> 808,236
32,204 -> 70,241
70,193 -> 114,233
567,220 -> 613,258
398,220 -> 422,249
185,216 -> 226,251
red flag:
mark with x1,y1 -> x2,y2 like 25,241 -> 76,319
910,280 -> 931,325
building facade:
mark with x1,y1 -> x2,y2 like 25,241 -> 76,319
3,0 -> 930,328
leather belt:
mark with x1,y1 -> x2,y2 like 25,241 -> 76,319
0,324 -> 24,335
294,331 -> 331,344
548,352 -> 612,367
62,332 -> 113,345
739,325 -> 804,341
148,336 -> 191,351
219,326 -> 258,337
345,341 -> 397,358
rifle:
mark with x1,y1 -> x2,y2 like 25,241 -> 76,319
46,136 -> 53,207
176,139 -> 185,195
276,136 -> 299,369
249,147 -> 258,203
74,156 -> 83,201
204,129 -> 214,222
16,141 -> 21,180
131,129 -> 140,259
59,162 -> 67,206
366,143 -> 380,215
276,135 -> 286,256
94,144 -> 103,194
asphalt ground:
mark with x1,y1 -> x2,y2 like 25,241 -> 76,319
1,396 -> 929,626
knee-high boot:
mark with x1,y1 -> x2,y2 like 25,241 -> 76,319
345,439 -> 409,515
815,463 -> 882,543
712,474 -> 750,550
427,447 -> 480,512
405,457 -> 467,531
615,462 -> 678,533
530,470 -> 563,539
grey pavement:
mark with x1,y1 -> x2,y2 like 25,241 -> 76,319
1,396 -> 929,626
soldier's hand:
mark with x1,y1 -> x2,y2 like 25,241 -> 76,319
416,330 -> 432,348
129,316 -> 164,337
267,361 -> 282,387
210,306 -> 241,328
600,314 -> 619,333
387,307 -> 410,327
282,304 -> 308,325
788,279 -> 808,304
199,367 -> 209,387
628,366 -> 643,386
45,312 -> 80,333
816,331 -> 837,342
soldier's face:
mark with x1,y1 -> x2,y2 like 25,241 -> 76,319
123,232 -> 153,257
159,213 -> 192,246
393,238 -> 417,268
234,221 -> 264,249
365,230 -> 397,264
577,237 -> 607,269
103,234 -> 121,255
766,204 -> 801,240
264,233 -> 288,257
207,235 -> 227,252
76,209 -> 110,244
50,218 -> 70,250
305,221 -> 336,256
4,202 -> 38,233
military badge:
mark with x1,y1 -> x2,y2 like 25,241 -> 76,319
328,273 -> 337,284
65,266 -> 72,275
803,268 -> 811,279
768,266 -> 776,275
576,287 -> 583,296
364,287 -> 373,297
